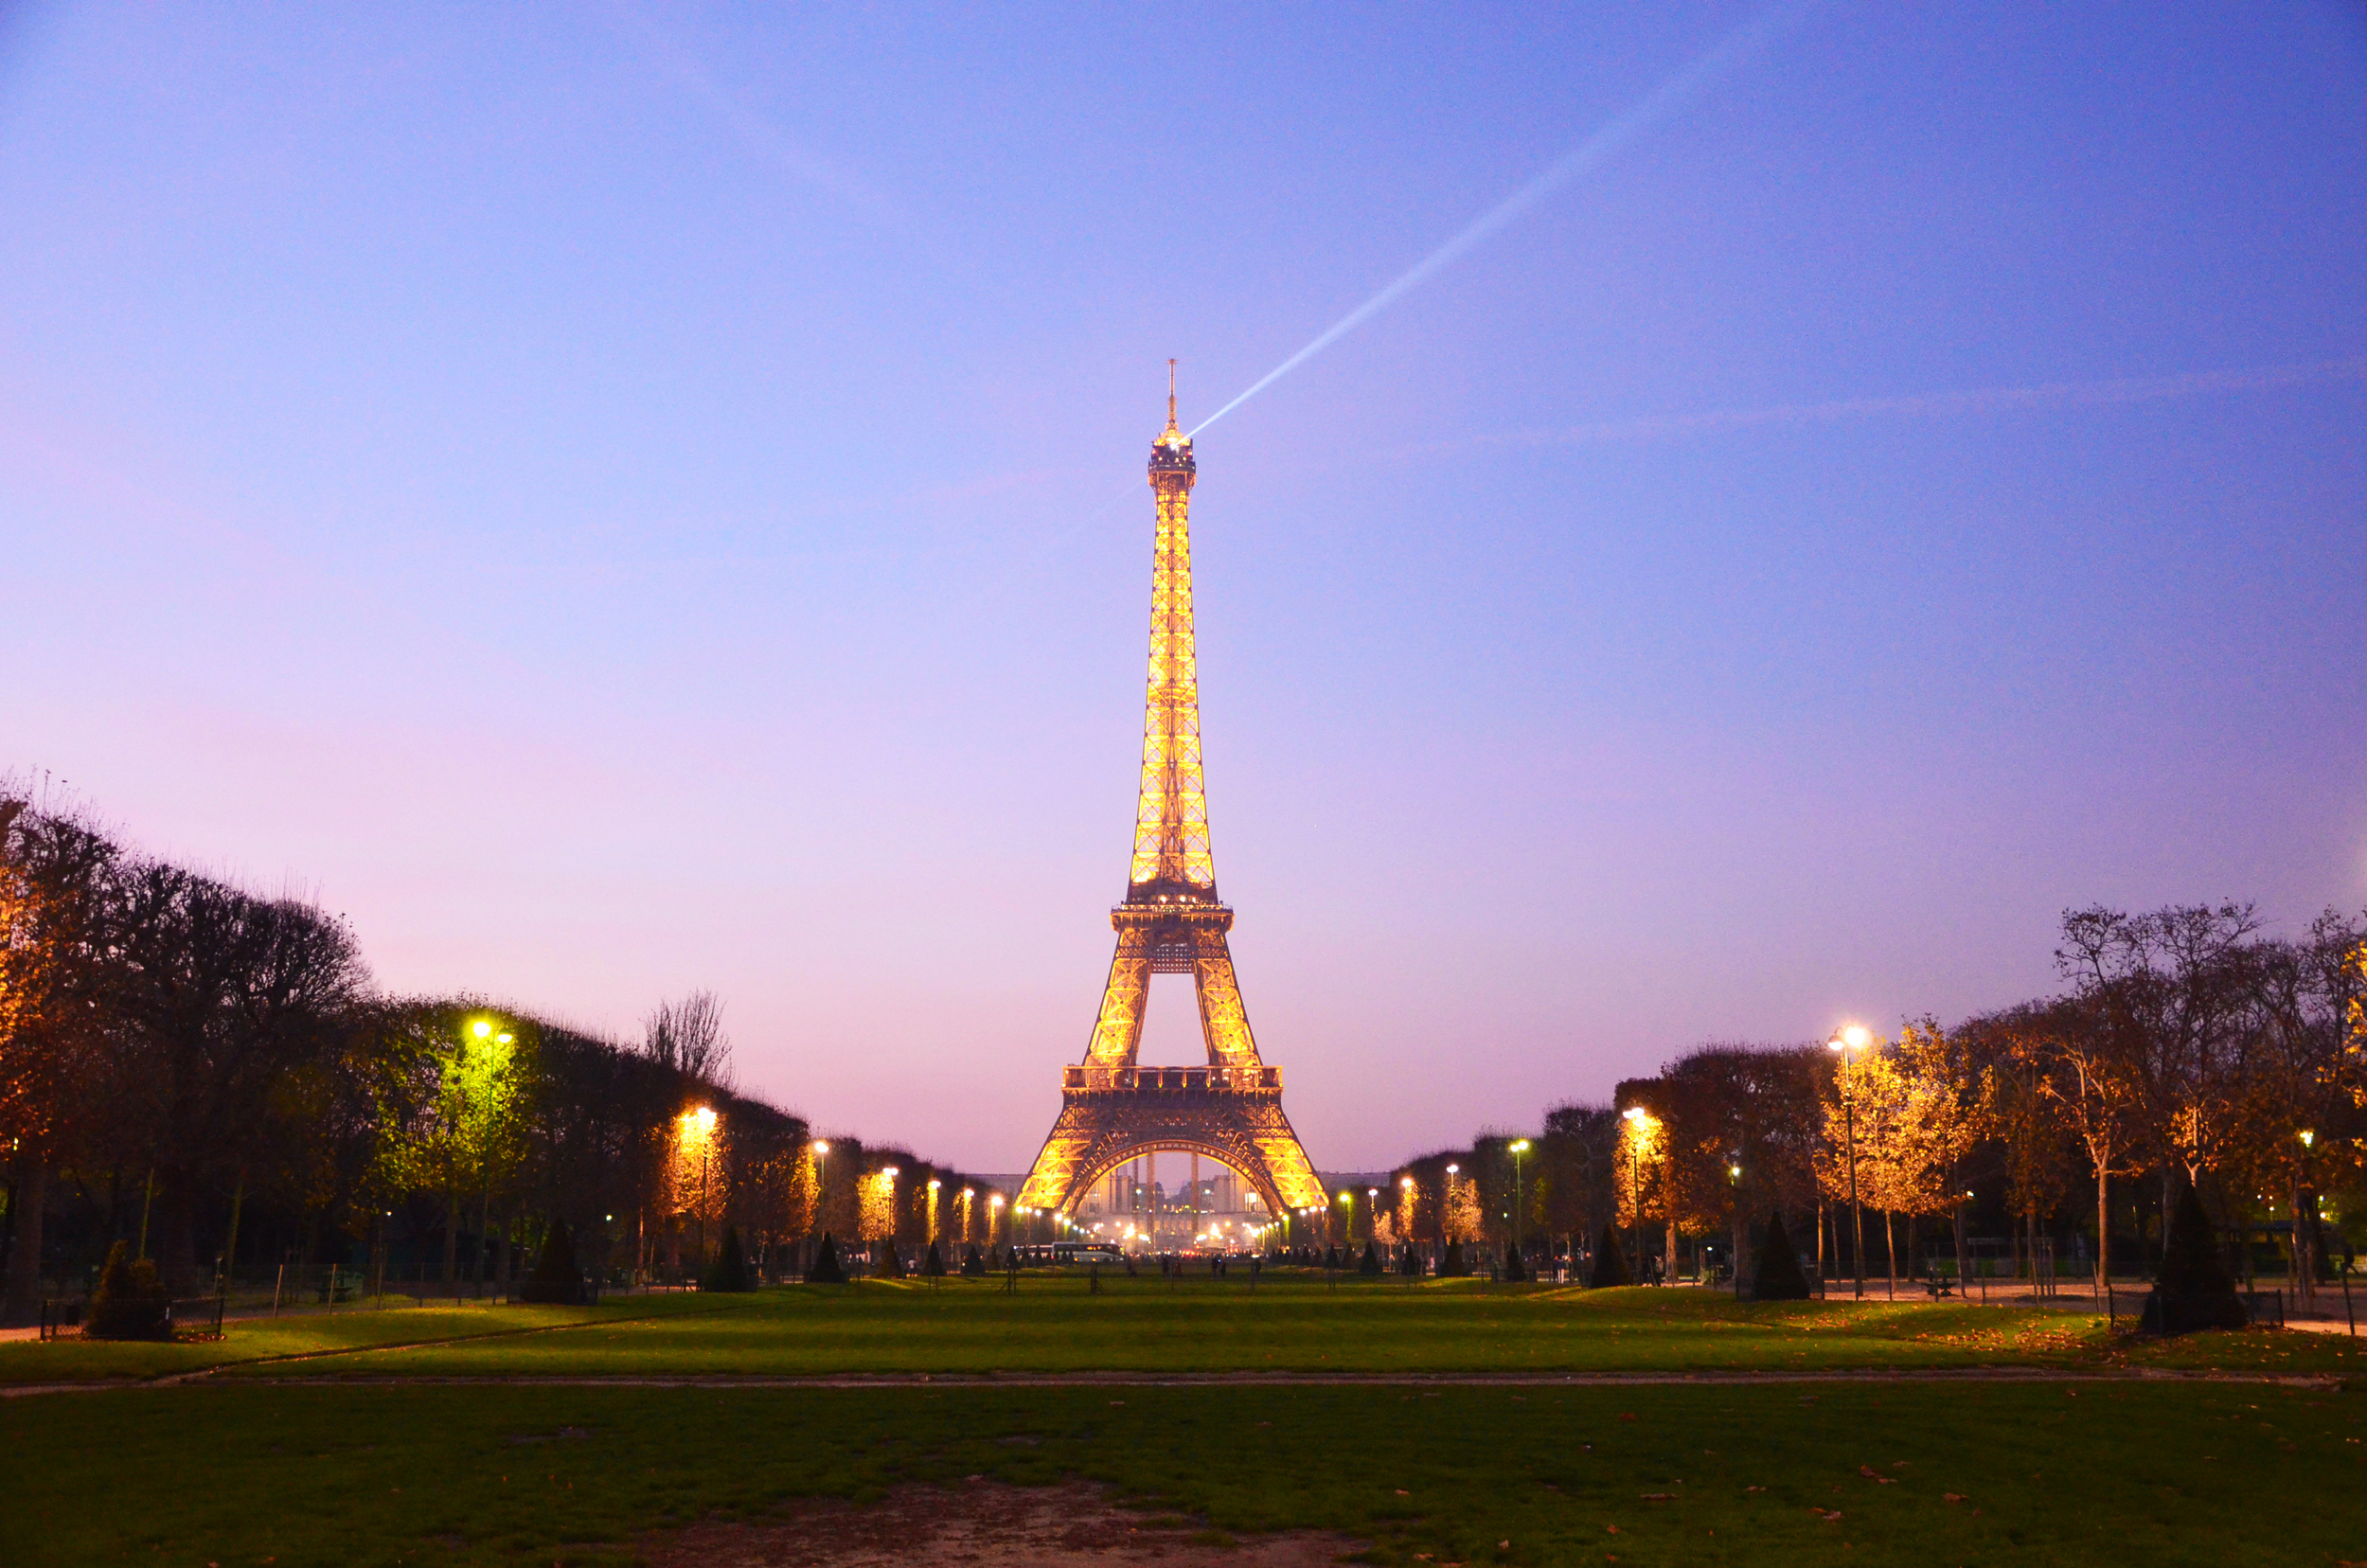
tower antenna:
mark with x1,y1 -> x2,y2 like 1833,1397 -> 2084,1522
1166,359 -> 1178,432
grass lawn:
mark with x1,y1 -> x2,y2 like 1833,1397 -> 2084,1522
6,1279 -> 2361,1565
6,1275 -> 2361,1383
6,1378 -> 2363,1567
0,1291 -> 743,1383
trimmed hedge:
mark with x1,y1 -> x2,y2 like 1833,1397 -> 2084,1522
85,1241 -> 170,1341
520,1220 -> 586,1305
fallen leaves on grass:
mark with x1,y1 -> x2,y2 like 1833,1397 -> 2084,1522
1859,1466 -> 1896,1484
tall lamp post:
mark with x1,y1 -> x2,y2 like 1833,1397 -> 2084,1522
690,1106 -> 718,1269
1828,1026 -> 1872,1299
1509,1139 -> 1531,1269
1399,1175 -> 1415,1276
1621,1108 -> 1649,1282
810,1140 -> 830,1250
1445,1163 -> 1460,1265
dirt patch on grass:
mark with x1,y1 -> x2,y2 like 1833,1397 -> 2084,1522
640,1479 -> 1364,1566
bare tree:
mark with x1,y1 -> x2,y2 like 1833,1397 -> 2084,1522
642,990 -> 732,1089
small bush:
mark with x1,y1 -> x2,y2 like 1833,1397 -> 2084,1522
1502,1247 -> 1527,1283
1752,1209 -> 1811,1301
1588,1223 -> 1630,1288
921,1241 -> 946,1277
959,1244 -> 986,1277
85,1241 -> 170,1341
1399,1244 -> 1422,1277
702,1225 -> 754,1292
2142,1184 -> 2247,1334
520,1220 -> 585,1305
1438,1240 -> 1468,1277
1358,1241 -> 1382,1276
804,1233 -> 846,1284
874,1240 -> 907,1278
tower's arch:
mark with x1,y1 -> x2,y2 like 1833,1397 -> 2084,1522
1064,1137 -> 1284,1221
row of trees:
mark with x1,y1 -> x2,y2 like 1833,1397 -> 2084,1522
1349,904 -> 2366,1299
0,796 -> 1006,1317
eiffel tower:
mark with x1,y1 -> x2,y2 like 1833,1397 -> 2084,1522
1017,366 -> 1326,1222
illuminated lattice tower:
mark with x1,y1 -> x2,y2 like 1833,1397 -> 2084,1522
1018,367 -> 1326,1222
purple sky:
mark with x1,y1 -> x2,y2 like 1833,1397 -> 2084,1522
4,5 -> 2362,1173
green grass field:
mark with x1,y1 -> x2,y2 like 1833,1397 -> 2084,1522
3,1277 -> 2361,1566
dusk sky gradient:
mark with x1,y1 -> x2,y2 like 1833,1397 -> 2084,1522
4,4 -> 2363,1173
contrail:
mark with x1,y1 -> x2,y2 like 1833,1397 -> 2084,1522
1419,358 -> 2367,455
1189,0 -> 1818,439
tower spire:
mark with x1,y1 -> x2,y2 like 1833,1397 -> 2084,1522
1166,358 -> 1179,437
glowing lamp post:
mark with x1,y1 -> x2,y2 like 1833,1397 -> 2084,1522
1509,1139 -> 1531,1265
1621,1108 -> 1654,1283
1444,1163 -> 1459,1259
1828,1025 -> 1872,1298
809,1140 -> 830,1247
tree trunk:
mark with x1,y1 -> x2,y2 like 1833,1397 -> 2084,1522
222,1174 -> 247,1288
443,1188 -> 460,1288
1,1154 -> 46,1325
2095,1161 -> 2110,1300
2289,1173 -> 2310,1305
1951,1199 -> 1969,1296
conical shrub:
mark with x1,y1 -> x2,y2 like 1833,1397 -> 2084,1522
922,1241 -> 946,1277
1439,1239 -> 1468,1277
960,1244 -> 986,1277
805,1233 -> 846,1284
702,1224 -> 754,1292
86,1241 -> 170,1340
874,1239 -> 907,1278
521,1219 -> 584,1305
1399,1244 -> 1422,1277
2142,1183 -> 2247,1334
1752,1209 -> 1811,1301
1589,1222 -> 1631,1288
1502,1246 -> 1527,1283
1358,1241 -> 1382,1276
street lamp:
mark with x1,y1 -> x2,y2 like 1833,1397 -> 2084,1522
1621,1108 -> 1650,1282
681,1106 -> 720,1267
1509,1140 -> 1531,1264
1444,1164 -> 1460,1258
1828,1026 -> 1872,1298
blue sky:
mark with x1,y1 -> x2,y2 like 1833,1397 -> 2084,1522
3,3 -> 2362,1170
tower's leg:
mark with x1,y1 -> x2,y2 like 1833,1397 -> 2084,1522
1189,930 -> 1262,1072
1085,928 -> 1155,1067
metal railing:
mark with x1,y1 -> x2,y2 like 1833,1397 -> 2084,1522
1061,1064 -> 1282,1092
